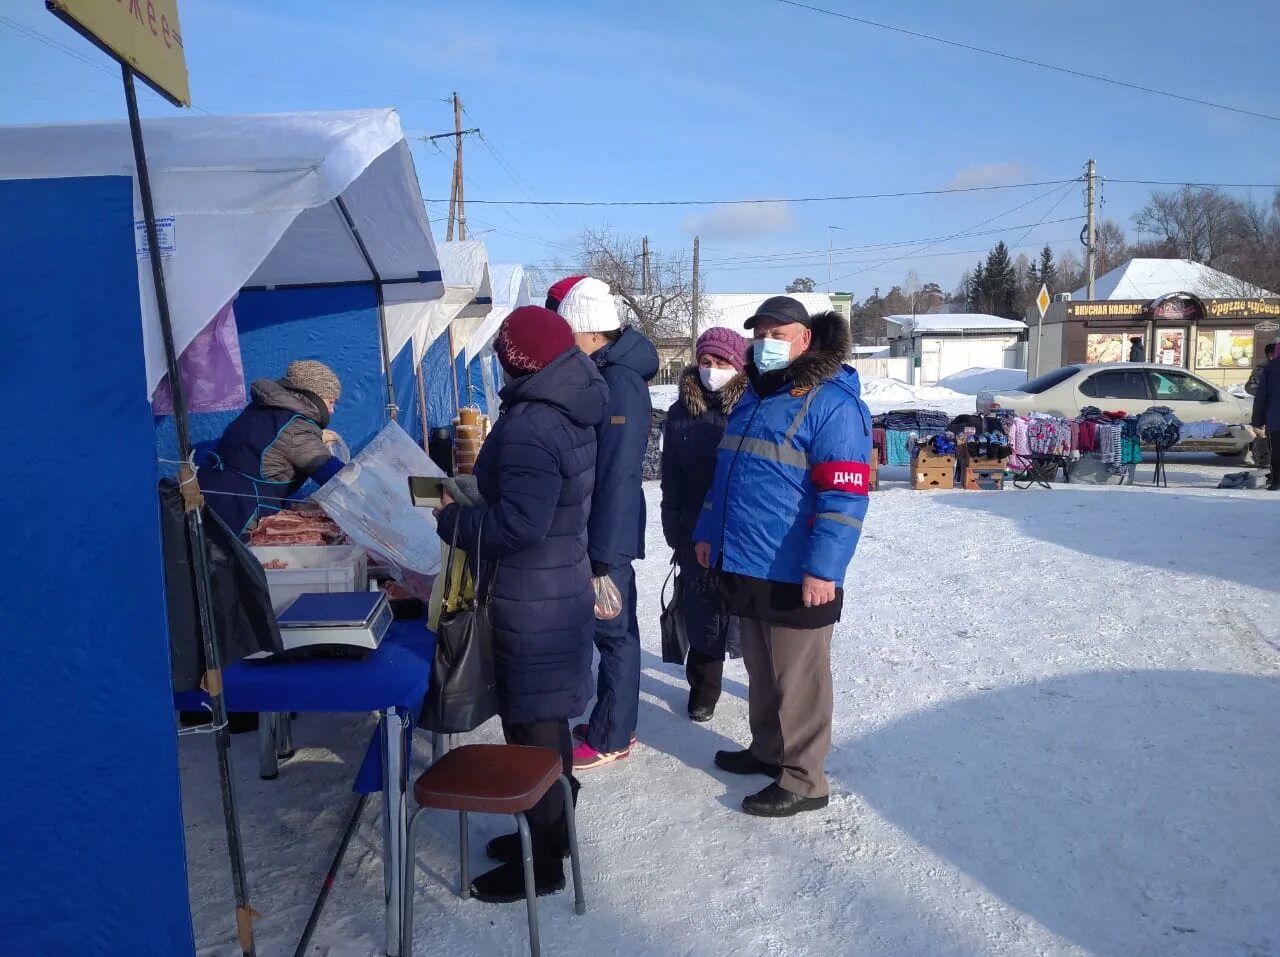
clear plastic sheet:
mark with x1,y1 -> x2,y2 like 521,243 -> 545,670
312,421 -> 443,598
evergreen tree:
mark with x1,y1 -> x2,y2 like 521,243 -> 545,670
1037,245 -> 1057,293
983,241 -> 1017,318
966,261 -> 985,311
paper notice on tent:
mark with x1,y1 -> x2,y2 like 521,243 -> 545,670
136,216 -> 175,259
47,0 -> 191,106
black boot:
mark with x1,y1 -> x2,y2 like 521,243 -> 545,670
686,651 -> 723,722
470,852 -> 565,904
714,749 -> 781,777
688,696 -> 716,723
485,778 -> 578,864
742,783 -> 829,818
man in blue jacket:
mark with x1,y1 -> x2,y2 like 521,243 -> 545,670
695,296 -> 871,817
547,276 -> 660,770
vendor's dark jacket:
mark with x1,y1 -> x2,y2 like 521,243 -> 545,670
587,327 -> 659,570
436,348 -> 609,725
198,378 -> 343,537
1251,356 -> 1280,431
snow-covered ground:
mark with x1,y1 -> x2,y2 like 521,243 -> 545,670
182,463 -> 1280,957
652,378 -> 977,418
938,367 -> 1029,395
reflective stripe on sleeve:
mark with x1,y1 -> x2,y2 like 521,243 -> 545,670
718,433 -> 808,470
814,511 -> 863,529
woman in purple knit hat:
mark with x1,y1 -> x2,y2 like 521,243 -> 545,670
659,326 -> 748,721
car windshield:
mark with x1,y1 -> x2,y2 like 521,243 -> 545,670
1017,366 -> 1081,394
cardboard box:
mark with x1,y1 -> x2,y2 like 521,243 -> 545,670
912,454 -> 956,491
963,466 -> 1006,491
869,447 -> 880,492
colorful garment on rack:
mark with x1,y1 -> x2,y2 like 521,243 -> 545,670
1136,407 -> 1182,450
1026,414 -> 1072,456
885,429 -> 913,466
1179,420 -> 1231,441
1007,416 -> 1032,472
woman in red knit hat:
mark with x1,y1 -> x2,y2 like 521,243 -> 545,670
434,305 -> 609,902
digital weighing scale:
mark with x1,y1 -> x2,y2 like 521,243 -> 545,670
271,591 -> 394,658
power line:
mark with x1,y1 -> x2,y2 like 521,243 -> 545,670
424,178 -> 1078,207
1105,178 -> 1280,189
708,235 -> 1083,273
701,216 -> 1082,267
773,0 -> 1280,124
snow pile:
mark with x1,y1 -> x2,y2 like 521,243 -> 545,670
181,478 -> 1280,957
937,367 -> 1028,395
649,383 -> 679,412
860,378 -> 976,416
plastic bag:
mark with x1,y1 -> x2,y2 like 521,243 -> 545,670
593,574 -> 622,620
311,421 -> 443,599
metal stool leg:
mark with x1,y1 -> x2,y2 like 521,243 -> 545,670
515,812 -> 541,957
459,811 -> 470,899
258,712 -> 279,780
276,711 -> 295,760
401,808 -> 426,957
558,776 -> 586,916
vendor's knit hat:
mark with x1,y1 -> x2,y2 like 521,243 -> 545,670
495,305 -> 575,377
285,359 -> 341,402
696,327 -> 748,371
547,276 -> 620,334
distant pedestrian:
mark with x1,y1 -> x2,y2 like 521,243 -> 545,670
1247,343 -> 1276,474
661,327 -> 749,722
1250,342 -> 1280,491
1129,337 -> 1145,363
695,297 -> 871,817
433,305 -> 608,902
546,276 -> 660,771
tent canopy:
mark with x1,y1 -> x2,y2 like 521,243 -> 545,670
464,263 -> 532,364
1077,258 -> 1276,301
0,109 -> 443,392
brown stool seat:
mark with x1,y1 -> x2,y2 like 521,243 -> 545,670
412,744 -> 562,815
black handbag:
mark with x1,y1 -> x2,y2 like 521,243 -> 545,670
422,521 -> 500,734
659,558 -> 689,666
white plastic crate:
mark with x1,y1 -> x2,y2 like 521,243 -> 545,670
249,544 -> 369,614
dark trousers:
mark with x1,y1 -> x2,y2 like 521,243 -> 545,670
1268,432 -> 1280,486
501,719 -> 573,852
686,649 -> 723,709
586,563 -> 640,753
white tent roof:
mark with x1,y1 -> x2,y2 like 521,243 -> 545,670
1076,258 -> 1275,301
699,293 -> 835,333
0,109 -> 443,391
886,313 -> 1026,334
387,241 -> 495,364
463,263 -> 532,365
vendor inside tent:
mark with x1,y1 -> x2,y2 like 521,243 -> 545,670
198,359 -> 347,538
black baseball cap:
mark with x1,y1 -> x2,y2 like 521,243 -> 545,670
745,295 -> 812,329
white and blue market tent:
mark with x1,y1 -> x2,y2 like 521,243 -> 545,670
464,263 -> 532,412
0,108 -> 443,953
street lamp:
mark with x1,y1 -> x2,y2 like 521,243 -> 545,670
827,225 -> 844,289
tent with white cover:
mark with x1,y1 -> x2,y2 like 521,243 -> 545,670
463,263 -> 532,412
0,108 -> 443,953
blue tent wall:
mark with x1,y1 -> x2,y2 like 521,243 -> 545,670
390,342 -> 423,445
462,354 -> 489,414
422,334 -> 456,430
156,284 -> 385,461
0,176 -> 195,955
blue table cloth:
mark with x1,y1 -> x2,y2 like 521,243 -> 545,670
174,619 -> 435,792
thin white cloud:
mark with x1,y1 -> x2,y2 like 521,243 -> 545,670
683,201 -> 794,240
945,162 -> 1030,190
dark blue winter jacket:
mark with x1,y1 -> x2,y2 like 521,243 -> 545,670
1251,356 -> 1280,431
436,348 -> 609,725
588,327 -> 659,569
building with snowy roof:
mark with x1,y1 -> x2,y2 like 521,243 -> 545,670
1028,258 -> 1280,386
884,313 -> 1028,386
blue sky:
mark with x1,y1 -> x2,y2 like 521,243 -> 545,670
3,0 -> 1279,298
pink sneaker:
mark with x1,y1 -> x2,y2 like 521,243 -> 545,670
572,723 -> 637,748
572,740 -> 630,771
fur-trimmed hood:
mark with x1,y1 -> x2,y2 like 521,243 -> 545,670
678,365 -> 748,418
745,310 -> 853,392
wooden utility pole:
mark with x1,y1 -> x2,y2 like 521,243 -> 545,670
446,92 -> 469,241
691,236 -> 700,361
1085,158 -> 1097,299
641,236 -> 651,294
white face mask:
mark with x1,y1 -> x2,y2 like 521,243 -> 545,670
700,366 -> 736,392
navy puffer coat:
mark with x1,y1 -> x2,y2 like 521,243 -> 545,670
436,348 -> 609,724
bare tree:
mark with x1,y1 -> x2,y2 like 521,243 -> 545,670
576,228 -> 702,340
1095,219 -> 1129,276
1133,186 -> 1239,266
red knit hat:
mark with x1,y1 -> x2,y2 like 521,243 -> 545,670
495,305 -> 575,377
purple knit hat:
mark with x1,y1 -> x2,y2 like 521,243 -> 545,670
696,327 -> 748,371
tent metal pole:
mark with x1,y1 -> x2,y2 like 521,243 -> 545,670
121,64 -> 257,957
333,196 -> 399,421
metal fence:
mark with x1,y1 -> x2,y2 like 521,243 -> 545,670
847,356 -> 910,381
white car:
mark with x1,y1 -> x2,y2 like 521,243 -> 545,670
977,363 -> 1256,459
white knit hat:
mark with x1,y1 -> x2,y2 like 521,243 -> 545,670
555,277 -> 620,334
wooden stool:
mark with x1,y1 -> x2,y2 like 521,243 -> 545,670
402,744 -> 586,957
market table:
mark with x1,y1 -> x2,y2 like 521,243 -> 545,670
175,619 -> 434,957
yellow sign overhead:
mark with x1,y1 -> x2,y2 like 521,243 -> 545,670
47,0 -> 190,106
